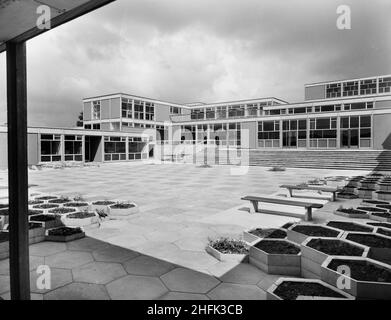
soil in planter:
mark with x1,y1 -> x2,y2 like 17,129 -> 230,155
337,192 -> 358,199
254,240 -> 300,255
249,228 -> 287,239
370,211 -> 391,218
67,212 -> 96,219
377,191 -> 391,195
364,200 -> 390,205
48,198 -> 71,204
110,203 -> 136,209
36,196 -> 58,201
377,228 -> 391,238
273,281 -> 345,300
48,226 -> 83,236
28,209 -> 44,215
367,222 -> 391,229
377,205 -> 391,211
28,199 -> 44,205
32,204 -> 59,210
328,259 -> 391,283
29,222 -> 43,229
357,207 -> 387,213
347,234 -> 391,248
327,221 -> 373,233
48,207 -> 76,214
337,208 -> 367,215
281,222 -> 294,229
92,200 -> 116,206
292,225 -> 340,237
307,239 -> 364,256
30,214 -> 59,222
63,202 -> 89,208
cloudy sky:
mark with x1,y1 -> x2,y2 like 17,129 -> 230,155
0,0 -> 390,127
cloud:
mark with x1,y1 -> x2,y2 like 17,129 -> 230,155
0,0 -> 390,126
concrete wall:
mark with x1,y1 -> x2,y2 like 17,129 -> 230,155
155,103 -> 170,122
305,84 -> 326,100
83,102 -> 91,120
110,98 -> 121,118
241,121 -> 257,149
373,113 -> 391,150
101,99 -> 111,119
375,100 -> 391,109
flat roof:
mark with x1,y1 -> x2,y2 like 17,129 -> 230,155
0,0 -> 116,53
305,74 -> 391,87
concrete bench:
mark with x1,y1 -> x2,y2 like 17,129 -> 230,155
241,195 -> 323,221
280,184 -> 340,201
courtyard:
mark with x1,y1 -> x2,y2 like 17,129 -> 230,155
0,162 -> 370,299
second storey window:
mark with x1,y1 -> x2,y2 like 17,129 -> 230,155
145,102 -> 155,121
122,98 -> 133,118
134,100 -> 144,120
92,101 -> 101,120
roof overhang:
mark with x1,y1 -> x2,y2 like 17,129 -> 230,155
0,0 -> 116,53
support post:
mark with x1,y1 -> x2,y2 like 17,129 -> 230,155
6,41 -> 30,300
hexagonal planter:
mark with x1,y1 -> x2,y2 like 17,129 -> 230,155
28,222 -> 45,244
321,256 -> 391,300
360,181 -> 379,190
29,214 -> 63,229
348,179 -> 363,188
300,237 -> 369,279
342,184 -> 357,194
48,207 -> 77,215
28,199 -> 44,206
376,191 -> 391,201
344,232 -> 391,264
206,238 -> 249,262
378,184 -> 391,192
249,239 -> 301,276
63,202 -> 90,212
377,227 -> 391,238
45,226 -> 85,242
326,221 -> 374,233
334,207 -> 369,219
48,197 -> 72,205
363,199 -> 390,206
31,203 -> 60,214
108,202 -> 139,218
266,278 -> 354,300
34,195 -> 58,203
366,221 -> 391,230
89,200 -> 116,214
369,211 -> 391,223
242,228 -> 287,244
356,206 -> 389,221
336,191 -> 358,199
61,211 -> 100,228
357,188 -> 376,199
287,224 -> 343,245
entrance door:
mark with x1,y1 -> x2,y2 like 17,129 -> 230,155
341,129 -> 359,148
85,136 -> 102,162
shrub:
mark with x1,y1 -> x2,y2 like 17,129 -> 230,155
208,237 -> 248,254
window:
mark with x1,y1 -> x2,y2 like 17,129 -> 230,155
282,119 -> 307,148
205,108 -> 215,119
92,101 -> 101,120
258,121 -> 280,148
104,136 -> 126,161
216,106 -> 227,119
228,105 -> 245,118
340,115 -> 372,148
326,83 -> 341,98
227,123 -> 241,146
379,77 -> 391,94
40,134 -> 61,162
134,100 -> 144,120
92,124 -> 100,130
170,106 -> 181,115
309,117 -> 337,148
343,81 -> 359,97
64,135 -> 82,161
122,98 -> 132,118
247,104 -> 258,116
129,137 -> 148,160
360,78 -> 377,95
191,108 -> 205,120
145,102 -> 154,121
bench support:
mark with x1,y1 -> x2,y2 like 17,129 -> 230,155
249,200 -> 259,214
305,207 -> 313,221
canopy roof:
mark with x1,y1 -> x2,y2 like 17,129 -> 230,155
0,0 -> 115,52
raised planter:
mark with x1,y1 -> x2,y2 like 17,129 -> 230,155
29,214 -> 63,229
63,202 -> 90,212
300,237 -> 369,279
326,221 -> 374,233
243,228 -> 286,244
321,256 -> 391,300
377,227 -> 391,238
356,206 -> 389,220
334,207 -> 369,219
360,181 -> 379,190
28,222 -> 45,244
31,203 -> 60,213
48,197 -> 72,204
266,277 -> 354,300
206,238 -> 249,262
362,199 -> 390,206
378,184 -> 391,192
287,224 -> 342,245
249,239 -> 301,276
369,211 -> 391,223
45,226 -> 85,242
357,188 -> 376,199
376,191 -> 391,201
366,222 -> 391,230
48,207 -> 77,215
344,232 -> 391,264
108,202 -> 139,218
89,200 -> 116,214
61,211 -> 100,228
34,195 -> 58,203
28,199 -> 44,206
336,191 -> 358,199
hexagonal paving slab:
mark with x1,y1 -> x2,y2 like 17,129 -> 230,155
207,283 -> 266,300
218,263 -> 267,285
30,268 -> 72,294
161,268 -> 220,294
123,255 -> 175,277
29,242 -> 67,257
106,275 -> 168,300
72,261 -> 127,285
159,292 -> 210,300
0,275 -> 10,295
0,256 -> 45,276
44,282 -> 110,300
92,245 -> 139,263
67,237 -> 111,252
45,251 -> 94,269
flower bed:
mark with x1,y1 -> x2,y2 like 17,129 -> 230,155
243,228 -> 286,243
357,188 -> 376,199
287,224 -> 342,245
376,191 -> 391,201
61,211 -> 99,228
321,256 -> 391,299
377,227 -> 391,237
369,211 -> 391,223
89,200 -> 116,214
336,191 -> 358,199
363,199 -> 390,206
108,202 -> 139,217
48,207 -> 76,215
344,232 -> 391,264
28,209 -> 44,215
45,226 -> 85,242
48,197 -> 71,204
366,222 -> 391,230
300,237 -> 368,279
249,239 -> 301,276
29,214 -> 63,229
63,202 -> 90,211
32,203 -> 60,213
334,207 -> 369,219
206,238 -> 249,262
326,221 -> 374,233
267,278 -> 354,300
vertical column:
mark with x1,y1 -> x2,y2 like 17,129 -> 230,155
60,134 -> 65,161
6,41 -> 30,300
336,115 -> 341,149
125,137 -> 129,160
306,118 -> 310,149
82,135 -> 85,162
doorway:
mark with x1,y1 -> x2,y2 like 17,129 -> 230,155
341,129 -> 359,148
85,136 -> 102,162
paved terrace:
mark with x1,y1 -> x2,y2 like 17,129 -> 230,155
0,162 -> 369,299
